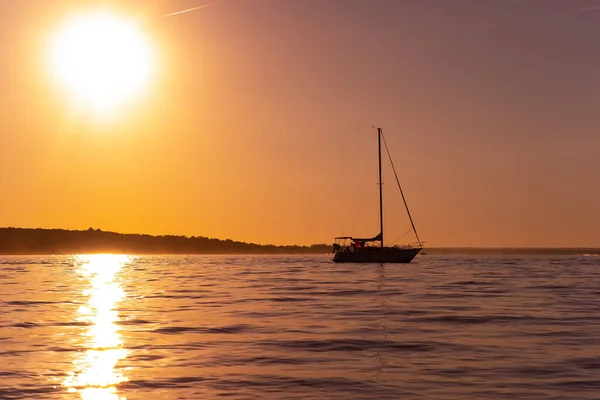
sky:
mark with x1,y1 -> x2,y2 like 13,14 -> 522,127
0,0 -> 599,247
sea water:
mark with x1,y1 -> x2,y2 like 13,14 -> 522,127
0,254 -> 598,399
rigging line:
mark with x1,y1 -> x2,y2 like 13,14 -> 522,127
342,163 -> 369,237
389,227 -> 414,245
349,166 -> 370,236
380,130 -> 422,246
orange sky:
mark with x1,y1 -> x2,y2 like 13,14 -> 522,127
1,0 -> 599,247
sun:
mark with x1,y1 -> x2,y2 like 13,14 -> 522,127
48,10 -> 154,117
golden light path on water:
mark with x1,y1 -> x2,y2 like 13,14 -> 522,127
64,255 -> 131,400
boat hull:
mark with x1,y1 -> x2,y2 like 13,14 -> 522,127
332,247 -> 421,263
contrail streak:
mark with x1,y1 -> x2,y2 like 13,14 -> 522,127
581,4 -> 600,11
165,2 -> 219,17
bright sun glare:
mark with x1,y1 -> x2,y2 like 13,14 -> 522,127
49,11 -> 154,117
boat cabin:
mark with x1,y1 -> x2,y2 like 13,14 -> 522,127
333,235 -> 381,253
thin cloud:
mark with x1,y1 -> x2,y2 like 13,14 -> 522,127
580,4 -> 600,11
165,2 -> 220,17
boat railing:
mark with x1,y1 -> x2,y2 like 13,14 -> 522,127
393,241 -> 425,249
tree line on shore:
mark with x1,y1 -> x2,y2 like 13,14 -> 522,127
0,228 -> 331,255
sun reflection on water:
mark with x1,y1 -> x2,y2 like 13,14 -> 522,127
64,254 -> 130,400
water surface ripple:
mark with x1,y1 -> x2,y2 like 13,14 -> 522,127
0,254 -> 599,399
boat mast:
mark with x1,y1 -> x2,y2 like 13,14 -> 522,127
378,128 -> 384,248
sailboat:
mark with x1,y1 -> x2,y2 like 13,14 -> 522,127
332,127 -> 422,263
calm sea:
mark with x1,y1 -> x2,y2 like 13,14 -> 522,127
0,254 -> 599,399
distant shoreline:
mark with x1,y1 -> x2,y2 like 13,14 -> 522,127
422,247 -> 600,255
0,228 -> 598,256
0,227 -> 330,255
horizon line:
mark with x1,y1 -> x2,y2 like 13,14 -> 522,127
0,227 -> 598,250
